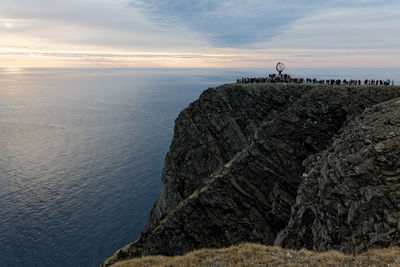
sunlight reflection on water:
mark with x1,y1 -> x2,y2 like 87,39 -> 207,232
0,67 -> 398,266
0,68 -> 235,267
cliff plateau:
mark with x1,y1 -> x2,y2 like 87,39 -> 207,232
101,84 -> 400,266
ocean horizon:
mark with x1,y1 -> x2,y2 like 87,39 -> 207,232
0,67 -> 399,267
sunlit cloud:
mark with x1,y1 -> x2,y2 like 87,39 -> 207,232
4,22 -> 13,29
0,19 -> 19,29
129,0 -> 400,48
0,0 -> 399,68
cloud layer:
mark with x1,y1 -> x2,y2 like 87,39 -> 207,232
130,0 -> 317,47
129,0 -> 400,48
1,0 -> 400,67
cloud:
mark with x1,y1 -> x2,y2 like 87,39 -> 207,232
2,0 -> 398,51
129,0 -> 399,48
1,0 -> 400,67
0,0 -> 208,51
266,4 -> 400,50
129,0 -> 318,47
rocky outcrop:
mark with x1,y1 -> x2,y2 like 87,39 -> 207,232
275,98 -> 400,253
101,84 -> 400,267
145,84 -> 311,232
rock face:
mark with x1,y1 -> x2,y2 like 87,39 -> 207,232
145,84 -> 310,232
101,84 -> 400,267
275,98 -> 400,253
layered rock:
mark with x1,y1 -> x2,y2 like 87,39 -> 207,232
101,84 -> 400,267
275,98 -> 400,253
145,84 -> 311,232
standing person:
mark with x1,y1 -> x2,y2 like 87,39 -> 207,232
393,80 -> 395,86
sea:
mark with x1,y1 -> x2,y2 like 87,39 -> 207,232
0,67 -> 399,267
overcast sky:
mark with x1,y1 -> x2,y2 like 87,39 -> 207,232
1,0 -> 399,68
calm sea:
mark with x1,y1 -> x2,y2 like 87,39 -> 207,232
0,68 -> 399,267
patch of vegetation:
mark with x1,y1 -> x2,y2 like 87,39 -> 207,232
111,243 -> 400,267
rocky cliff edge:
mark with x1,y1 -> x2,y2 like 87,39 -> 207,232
101,84 -> 400,266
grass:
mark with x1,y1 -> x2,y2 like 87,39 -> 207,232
111,243 -> 400,267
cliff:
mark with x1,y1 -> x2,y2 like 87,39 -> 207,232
101,83 -> 400,267
276,97 -> 400,252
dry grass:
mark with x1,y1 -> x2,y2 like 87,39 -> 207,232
111,243 -> 400,267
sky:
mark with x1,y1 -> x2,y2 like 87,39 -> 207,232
1,0 -> 399,68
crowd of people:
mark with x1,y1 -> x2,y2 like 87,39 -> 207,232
237,73 -> 394,86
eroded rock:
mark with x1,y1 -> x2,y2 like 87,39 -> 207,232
276,98 -> 400,253
101,84 -> 400,267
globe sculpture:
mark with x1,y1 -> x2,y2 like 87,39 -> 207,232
276,62 -> 285,75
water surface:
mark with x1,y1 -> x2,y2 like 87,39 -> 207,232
0,67 -> 398,266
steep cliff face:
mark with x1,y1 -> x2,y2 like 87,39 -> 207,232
145,84 -> 311,232
275,98 -> 400,253
101,84 -> 400,267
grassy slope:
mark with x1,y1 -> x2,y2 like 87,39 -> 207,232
111,243 -> 400,267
